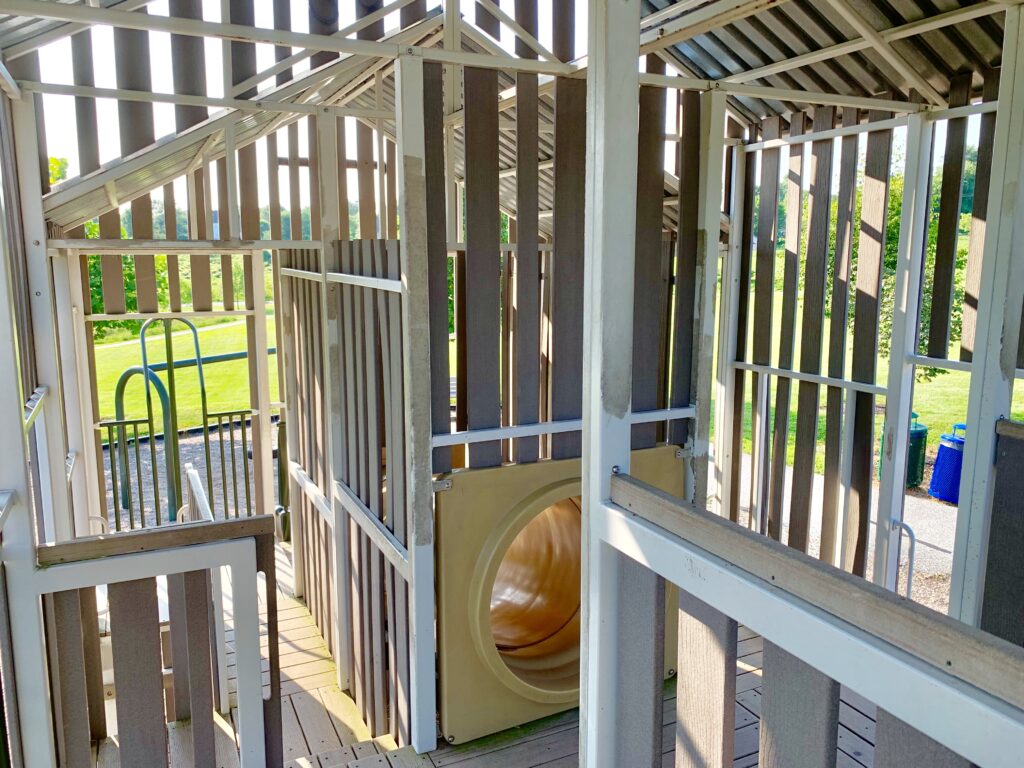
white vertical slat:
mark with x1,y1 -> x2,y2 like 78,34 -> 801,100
950,5 -> 1024,624
393,53 -> 437,754
579,0 -> 659,766
874,113 -> 933,589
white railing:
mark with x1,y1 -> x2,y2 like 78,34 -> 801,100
182,462 -> 230,712
585,475 -> 1024,767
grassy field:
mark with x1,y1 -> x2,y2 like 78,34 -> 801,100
94,319 -> 279,433
93,309 -> 1023,469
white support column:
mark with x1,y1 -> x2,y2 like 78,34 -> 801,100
315,107 -> 352,688
394,54 -> 437,754
11,96 -> 74,542
580,1 -> 657,766
0,156 -> 58,766
950,5 -> 1024,625
250,249 -> 275,519
875,113 -> 933,589
713,144 -> 747,518
443,0 -> 462,244
690,90 -> 728,508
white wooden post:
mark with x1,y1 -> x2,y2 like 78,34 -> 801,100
315,107 -> 352,688
950,5 -> 1024,624
874,113 -> 933,589
579,1 -> 660,766
0,160 -> 58,766
11,96 -> 74,542
713,144 -> 747,518
229,541 -> 267,767
691,90 -> 728,509
393,53 -> 437,754
250,249 -> 275,520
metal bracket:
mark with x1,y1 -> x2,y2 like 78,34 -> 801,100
432,478 -> 453,493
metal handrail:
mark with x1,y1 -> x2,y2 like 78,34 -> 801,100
892,519 -> 918,600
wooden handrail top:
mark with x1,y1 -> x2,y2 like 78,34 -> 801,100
610,473 -> 1024,714
37,515 -> 275,567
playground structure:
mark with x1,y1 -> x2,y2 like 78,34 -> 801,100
0,1 -> 1023,767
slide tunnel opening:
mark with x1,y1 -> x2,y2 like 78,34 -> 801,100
489,497 -> 582,692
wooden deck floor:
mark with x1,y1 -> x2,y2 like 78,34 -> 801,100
427,626 -> 878,768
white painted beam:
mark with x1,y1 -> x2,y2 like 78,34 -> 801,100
950,5 -> 1024,626
0,0 -> 574,76
0,60 -> 22,100
639,0 -> 784,55
819,0 -> 947,107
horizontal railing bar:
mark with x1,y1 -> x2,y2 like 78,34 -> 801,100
36,515 -> 274,567
50,238 -> 320,254
289,463 -> 333,525
206,410 -> 254,419
445,242 -> 555,253
97,418 -> 150,428
630,406 -> 695,424
325,271 -> 403,293
908,353 -> 1024,379
609,474 -> 1024,715
730,360 -> 886,396
744,116 -> 908,152
334,480 -> 410,580
279,267 -> 324,284
86,310 -> 253,322
23,386 -> 47,430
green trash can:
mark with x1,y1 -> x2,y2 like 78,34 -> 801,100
879,412 -> 928,488
906,412 -> 928,488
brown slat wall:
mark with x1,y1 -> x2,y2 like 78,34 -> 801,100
463,67 -> 503,467
53,590 -> 92,768
960,70 -> 1000,362
820,107 -> 859,564
789,106 -> 835,553
926,73 -> 972,359
633,59 -> 669,450
767,113 -> 805,541
848,115 -> 894,576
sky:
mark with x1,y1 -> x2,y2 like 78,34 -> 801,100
33,0 -> 979,212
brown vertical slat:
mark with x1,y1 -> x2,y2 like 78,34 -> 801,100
961,70 -> 1000,362
789,106 -> 836,553
168,574 -> 192,720
183,571 -> 215,766
632,59 -> 669,450
423,63 -> 451,473
53,590 -> 92,768
550,76 -> 587,459
749,116 -> 782,523
255,532 -> 283,766
728,123 -> 757,523
875,711 -> 969,768
847,113 -> 893,576
759,642 -> 839,767
78,588 -> 106,739
514,0 -> 540,464
982,422 -> 1024,645
464,67 -> 503,467
476,0 -> 499,36
670,90 -> 701,446
767,113 -> 805,541
108,578 -> 168,764
114,20 -> 157,311
927,72 -> 972,359
386,140 -> 398,240
676,591 -> 737,768
820,107 -> 860,564
552,0 -> 574,62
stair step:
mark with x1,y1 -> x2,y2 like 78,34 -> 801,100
345,745 -> 432,768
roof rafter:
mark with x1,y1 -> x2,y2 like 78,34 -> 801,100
639,0 -> 789,55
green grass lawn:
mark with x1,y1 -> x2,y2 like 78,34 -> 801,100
94,319 -> 279,434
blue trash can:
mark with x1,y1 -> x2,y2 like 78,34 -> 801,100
928,423 -> 966,504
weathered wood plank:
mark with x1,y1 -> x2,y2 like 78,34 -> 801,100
789,106 -> 835,553
464,67 -> 503,467
676,591 -> 737,768
821,106 -> 860,565
53,589 -> 92,768
423,62 -> 452,473
759,641 -> 839,767
927,72 -> 972,359
108,578 -> 168,764
79,586 -> 107,740
875,710 -> 968,768
633,59 -> 669,450
550,76 -> 587,459
847,112 -> 893,576
184,570 -> 216,767
960,70 -> 1000,362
